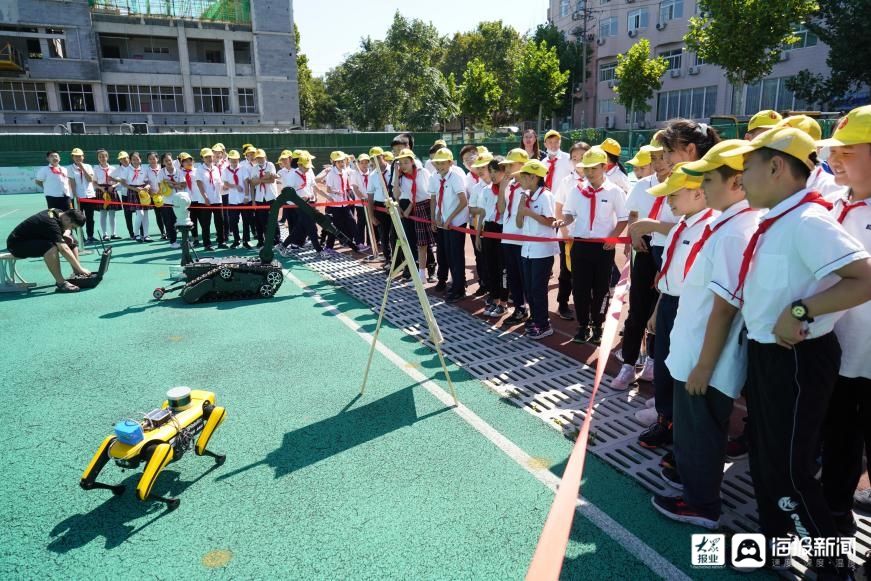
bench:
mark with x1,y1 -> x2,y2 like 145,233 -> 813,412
0,252 -> 37,292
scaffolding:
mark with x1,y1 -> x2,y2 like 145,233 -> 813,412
0,43 -> 24,73
89,0 -> 251,24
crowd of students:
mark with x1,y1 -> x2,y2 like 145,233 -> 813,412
19,108 -> 871,575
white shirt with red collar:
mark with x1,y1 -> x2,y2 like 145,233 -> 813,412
67,163 -> 95,198
561,178 -> 628,240
808,165 -> 847,202
543,150 -> 573,193
656,207 -> 719,296
222,164 -> 248,204
832,193 -> 871,378
37,164 -> 71,198
396,166 -> 431,204
520,187 -> 559,259
500,179 -> 526,246
282,167 -> 315,202
325,166 -> 351,203
252,162 -> 278,202
428,169 -> 468,228
195,163 -> 222,204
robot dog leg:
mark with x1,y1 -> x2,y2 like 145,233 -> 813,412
196,401 -> 227,465
136,442 -> 178,510
80,435 -> 126,496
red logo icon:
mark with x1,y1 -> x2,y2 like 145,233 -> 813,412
839,117 -> 849,130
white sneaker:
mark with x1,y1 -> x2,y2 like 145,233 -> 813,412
610,364 -> 638,391
645,397 -> 656,408
639,358 -> 655,382
418,268 -> 427,281
634,406 -> 659,424
169,242 -> 181,249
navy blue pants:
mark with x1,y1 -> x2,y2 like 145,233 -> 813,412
653,293 -> 679,420
501,243 -> 525,308
522,255 -> 553,328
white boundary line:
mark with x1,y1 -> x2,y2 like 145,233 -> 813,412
284,270 -> 690,581
0,209 -> 19,219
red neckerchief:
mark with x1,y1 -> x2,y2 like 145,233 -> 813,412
648,196 -> 665,220
470,173 -> 479,184
204,165 -> 214,187
545,156 -> 558,189
229,166 -> 240,186
506,182 -> 521,218
259,166 -> 267,193
837,198 -> 866,224
295,169 -> 307,188
150,166 -> 160,180
76,165 -> 84,179
526,186 -> 546,209
362,172 -> 369,190
131,167 -> 140,183
733,191 -> 832,301
100,165 -> 111,184
49,165 -> 64,176
183,168 -> 193,191
437,175 -> 447,213
656,209 -> 714,289
683,207 -> 755,279
404,166 -> 418,205
491,183 -> 501,222
579,181 -> 603,230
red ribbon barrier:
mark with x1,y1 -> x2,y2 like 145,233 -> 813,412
78,197 -> 366,210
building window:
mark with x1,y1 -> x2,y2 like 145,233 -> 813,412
233,41 -> 252,65
787,24 -> 818,50
599,61 -> 617,82
59,83 -> 95,111
656,85 -> 717,122
107,85 -> 183,113
560,0 -> 570,17
693,52 -> 706,67
238,88 -> 256,113
143,46 -> 170,55
26,38 -> 42,59
193,87 -> 229,113
0,81 -> 49,111
659,0 -> 684,23
599,16 -> 617,38
628,8 -> 649,31
659,49 -> 683,71
598,98 -> 616,114
737,76 -> 808,115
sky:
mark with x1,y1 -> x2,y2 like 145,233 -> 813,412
293,0 -> 550,77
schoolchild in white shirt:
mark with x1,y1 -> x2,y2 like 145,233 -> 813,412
497,150 -> 531,325
542,129 -> 573,195
248,149 -> 279,248
36,150 -> 71,211
472,155 -> 509,317
93,149 -> 119,240
599,138 -> 631,194
142,152 -> 167,240
110,151 -> 136,239
283,152 -> 323,253
123,152 -> 153,242
428,147 -> 468,299
195,148 -> 226,250
351,153 -> 373,248
324,151 -> 365,253
721,128 -> 871,576
460,145 -> 487,294
553,142 -> 590,320
367,147 -> 394,265
221,150 -> 249,249
67,148 -> 96,242
177,152 -> 201,245
156,152 -> 182,248
394,148 -> 434,282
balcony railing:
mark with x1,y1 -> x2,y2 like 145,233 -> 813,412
89,0 -> 251,24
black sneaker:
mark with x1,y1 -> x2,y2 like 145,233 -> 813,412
638,414 -> 673,449
590,327 -> 603,345
445,292 -> 465,303
660,466 -> 683,490
230,242 -> 240,249
504,307 -> 528,325
204,246 -> 214,252
490,304 -> 507,317
557,305 -> 575,320
651,494 -> 718,529
242,241 -> 252,249
434,281 -> 447,292
725,433 -> 749,461
218,243 -> 229,249
572,326 -> 592,344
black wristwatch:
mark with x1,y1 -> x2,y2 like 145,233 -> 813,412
790,300 -> 814,323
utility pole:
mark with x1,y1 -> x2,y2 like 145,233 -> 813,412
572,2 -> 593,128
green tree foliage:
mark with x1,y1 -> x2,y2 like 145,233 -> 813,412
294,24 -> 314,126
786,0 -> 871,107
613,38 -> 668,117
531,23 -> 589,118
459,58 -> 503,128
515,40 -> 570,130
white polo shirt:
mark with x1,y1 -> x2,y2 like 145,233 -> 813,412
94,164 -> 115,188
222,165 -> 248,204
666,200 -> 759,398
657,208 -> 718,296
110,164 -> 130,197
554,170 -> 586,208
36,165 -> 70,198
605,165 -> 631,194
501,180 -> 526,246
195,164 -> 222,204
808,165 -> 847,202
125,165 -> 147,188
561,179 -> 628,240
325,166 -> 351,203
282,168 -> 314,202
478,180 -> 502,223
67,163 -> 95,198
464,172 -> 481,202
353,169 -> 372,199
626,174 -> 659,217
158,167 -> 182,195
429,169 -> 468,228
367,168 -> 390,204
520,187 -> 559,259
252,163 -> 278,202
741,188 -> 869,344
543,150 -> 573,192
396,167 -> 431,204
143,166 -> 162,194
178,167 -> 200,200
832,195 -> 871,379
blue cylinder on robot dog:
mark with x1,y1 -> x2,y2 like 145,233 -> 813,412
114,419 -> 144,445
167,386 -> 192,411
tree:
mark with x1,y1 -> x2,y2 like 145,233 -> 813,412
531,23 -> 590,122
294,24 -> 315,126
614,39 -> 667,153
459,58 -> 503,129
516,40 -> 570,133
685,0 -> 820,114
786,0 -> 871,108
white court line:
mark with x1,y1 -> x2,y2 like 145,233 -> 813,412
0,209 -> 19,219
284,270 -> 691,581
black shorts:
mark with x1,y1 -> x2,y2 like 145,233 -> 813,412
7,237 -> 55,259
46,196 -> 71,211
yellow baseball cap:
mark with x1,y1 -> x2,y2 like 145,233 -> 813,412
513,159 -> 549,178
200,147 -> 214,158
747,109 -> 783,132
600,138 -> 621,157
303,150 -> 315,160
680,139 -> 748,176
627,148 -> 652,167
434,139 -> 447,148
649,162 -> 704,197
720,127 -> 816,170
330,151 -> 347,162
70,148 -> 84,156
369,146 -> 385,157
227,149 -> 241,160
383,151 -> 395,162
577,146 -> 608,168
297,153 -> 313,169
544,129 -> 561,140
471,152 -> 495,168
394,148 -> 416,160
212,143 -> 225,151
431,148 -> 454,162
648,131 -> 665,152
357,153 -> 371,162
178,152 -> 192,162
499,148 -> 529,166
476,145 -> 490,156
244,146 -> 257,155
817,105 -> 871,147
255,149 -> 267,159
776,115 -> 822,142
242,143 -> 254,151
117,151 -> 129,160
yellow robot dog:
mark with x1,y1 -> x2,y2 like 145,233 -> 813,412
80,387 -> 226,510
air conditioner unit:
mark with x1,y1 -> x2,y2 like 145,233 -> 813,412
670,69 -> 682,78
656,22 -> 667,31
605,116 -> 616,129
628,29 -> 638,37
779,51 -> 790,61
68,122 -> 86,134
597,37 -> 606,46
688,66 -> 700,75
131,122 -> 149,134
